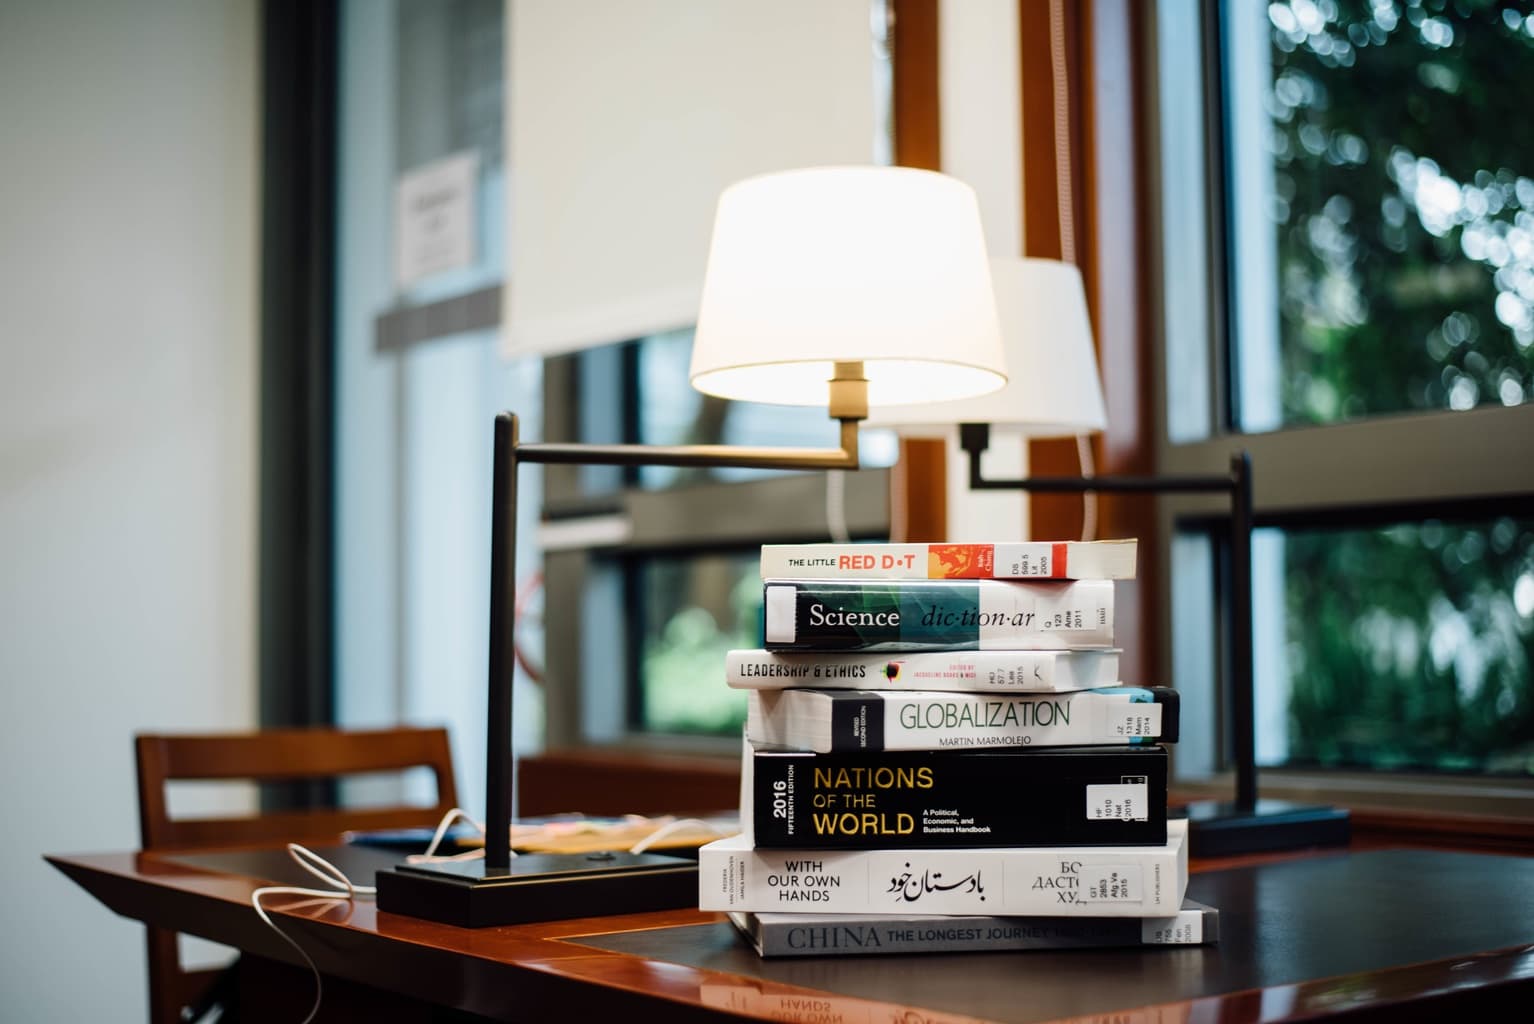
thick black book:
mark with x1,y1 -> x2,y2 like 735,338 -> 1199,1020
745,742 -> 1167,849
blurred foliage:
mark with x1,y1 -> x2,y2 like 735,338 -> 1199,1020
635,2 -> 1534,770
1265,0 -> 1534,423
639,554 -> 755,734
1284,518 -> 1534,773
1258,2 -> 1534,774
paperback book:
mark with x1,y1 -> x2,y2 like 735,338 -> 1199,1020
743,741 -> 1168,848
725,648 -> 1120,693
763,578 -> 1114,652
697,819 -> 1189,917
728,897 -> 1219,957
746,686 -> 1177,753
761,540 -> 1137,581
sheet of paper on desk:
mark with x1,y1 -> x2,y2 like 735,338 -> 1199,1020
507,814 -> 739,854
346,813 -> 740,855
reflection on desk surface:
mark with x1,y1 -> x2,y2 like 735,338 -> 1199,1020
51,842 -> 1534,1024
572,848 -> 1534,1024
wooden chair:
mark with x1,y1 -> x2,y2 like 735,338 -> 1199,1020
517,747 -> 739,817
134,726 -> 458,1024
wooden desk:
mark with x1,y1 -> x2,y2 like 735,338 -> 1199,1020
48,841 -> 1534,1023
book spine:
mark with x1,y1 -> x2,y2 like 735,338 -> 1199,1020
747,687 -> 1178,753
733,902 -> 1216,957
762,579 -> 1113,652
759,540 -> 1137,580
747,744 -> 1167,848
725,648 -> 1120,692
698,822 -> 1188,917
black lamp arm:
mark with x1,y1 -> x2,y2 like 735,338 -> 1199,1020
957,421 -> 1257,810
483,411 -> 864,872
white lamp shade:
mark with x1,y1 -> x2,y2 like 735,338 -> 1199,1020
867,257 -> 1108,436
688,166 -> 1008,407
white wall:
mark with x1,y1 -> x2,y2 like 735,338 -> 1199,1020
0,1 -> 260,1018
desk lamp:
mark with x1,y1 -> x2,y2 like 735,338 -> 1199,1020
375,166 -> 1009,926
875,257 -> 1348,857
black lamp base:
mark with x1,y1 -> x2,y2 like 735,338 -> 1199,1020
375,851 -> 698,928
1178,799 -> 1351,858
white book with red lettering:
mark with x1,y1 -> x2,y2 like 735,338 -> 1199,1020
760,540 -> 1136,581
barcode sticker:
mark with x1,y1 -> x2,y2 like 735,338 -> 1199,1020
1081,866 -> 1142,902
1086,783 -> 1149,821
1107,703 -> 1162,738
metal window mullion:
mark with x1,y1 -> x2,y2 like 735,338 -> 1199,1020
1164,404 -> 1534,517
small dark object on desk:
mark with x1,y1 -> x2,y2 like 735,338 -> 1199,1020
376,851 -> 699,928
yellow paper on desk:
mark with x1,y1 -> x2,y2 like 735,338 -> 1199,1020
458,814 -> 738,855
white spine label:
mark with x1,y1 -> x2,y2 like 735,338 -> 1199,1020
975,582 -> 1112,650
1105,703 -> 1162,738
764,586 -> 797,644
993,542 -> 1056,577
1081,866 -> 1142,903
1086,783 -> 1150,821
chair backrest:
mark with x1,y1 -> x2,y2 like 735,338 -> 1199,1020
134,726 -> 459,1023
135,726 -> 459,851
517,747 -> 739,817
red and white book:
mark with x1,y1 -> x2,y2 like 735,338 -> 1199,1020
760,540 -> 1136,581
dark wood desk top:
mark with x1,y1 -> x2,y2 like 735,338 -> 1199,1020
48,841 -> 1534,1023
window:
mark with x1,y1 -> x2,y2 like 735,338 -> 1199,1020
336,1 -> 904,774
537,3 -> 901,748
1155,0 -> 1534,795
539,339 -> 897,747
334,0 -> 543,817
1234,0 -> 1534,431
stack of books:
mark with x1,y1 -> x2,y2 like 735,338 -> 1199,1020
697,540 -> 1218,957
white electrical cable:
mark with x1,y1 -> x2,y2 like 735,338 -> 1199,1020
888,446 -> 909,543
250,807 -> 490,1024
249,845 -> 375,1024
248,809 -> 720,1024
825,469 -> 852,543
1077,433 -> 1099,542
627,817 -> 729,854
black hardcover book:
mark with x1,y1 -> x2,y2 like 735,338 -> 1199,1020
746,742 -> 1168,849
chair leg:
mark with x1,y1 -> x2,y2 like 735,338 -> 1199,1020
145,926 -> 226,1023
145,926 -> 180,1024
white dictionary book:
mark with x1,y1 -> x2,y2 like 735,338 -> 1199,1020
760,540 -> 1137,581
728,897 -> 1219,957
762,578 -> 1115,652
698,819 -> 1188,917
725,648 -> 1120,692
745,686 -> 1177,753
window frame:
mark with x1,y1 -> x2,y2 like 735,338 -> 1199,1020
537,347 -> 896,750
535,0 -> 941,751
1146,0 -> 1534,813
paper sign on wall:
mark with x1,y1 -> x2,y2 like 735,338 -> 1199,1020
395,150 -> 478,288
